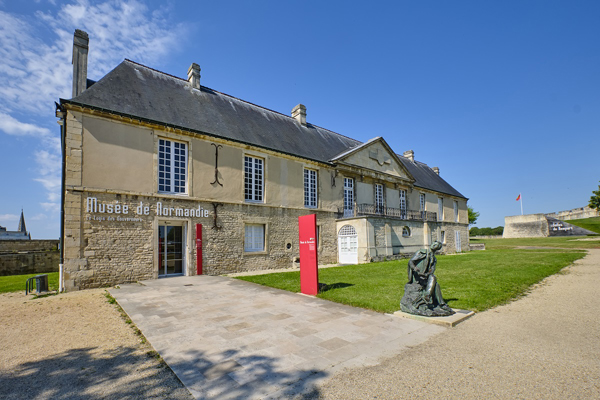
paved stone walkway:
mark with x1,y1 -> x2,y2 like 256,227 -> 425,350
109,276 -> 445,399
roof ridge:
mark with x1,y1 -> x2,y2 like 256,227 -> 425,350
122,59 -> 361,146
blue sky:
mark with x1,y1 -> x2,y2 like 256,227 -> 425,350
1,0 -> 598,239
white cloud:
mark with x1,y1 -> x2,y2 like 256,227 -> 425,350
0,1 -> 186,115
30,213 -> 49,221
34,149 -> 61,202
0,112 -> 52,137
0,214 -> 19,226
38,0 -> 186,95
0,1 -> 186,217
41,202 -> 60,213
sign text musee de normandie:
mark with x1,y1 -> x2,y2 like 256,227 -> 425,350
85,197 -> 210,222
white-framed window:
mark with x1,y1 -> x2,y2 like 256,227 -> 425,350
244,224 -> 265,252
399,189 -> 407,219
438,198 -> 444,221
402,226 -> 411,237
158,138 -> 187,194
399,190 -> 407,211
343,178 -> 354,217
304,169 -> 318,208
244,156 -> 264,202
375,184 -> 384,214
454,200 -> 459,222
419,193 -> 425,211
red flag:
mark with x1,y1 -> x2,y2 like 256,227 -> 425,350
516,194 -> 521,201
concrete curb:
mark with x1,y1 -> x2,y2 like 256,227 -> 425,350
392,308 -> 475,327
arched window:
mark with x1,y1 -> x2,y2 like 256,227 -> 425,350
338,225 -> 357,236
402,227 -> 411,237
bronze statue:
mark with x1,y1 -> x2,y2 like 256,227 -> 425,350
400,241 -> 455,317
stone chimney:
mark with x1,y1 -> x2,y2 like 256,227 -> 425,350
292,104 -> 307,126
72,29 -> 89,98
432,167 -> 440,175
187,63 -> 201,89
403,150 -> 414,162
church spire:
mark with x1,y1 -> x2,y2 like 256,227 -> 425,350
18,209 -> 27,233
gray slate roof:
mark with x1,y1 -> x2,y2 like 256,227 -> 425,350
398,158 -> 466,199
63,59 -> 466,199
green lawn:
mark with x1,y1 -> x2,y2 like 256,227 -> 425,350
0,272 -> 59,294
471,236 -> 600,250
237,247 -> 586,313
566,216 -> 600,234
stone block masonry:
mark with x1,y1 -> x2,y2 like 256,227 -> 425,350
64,190 -> 339,290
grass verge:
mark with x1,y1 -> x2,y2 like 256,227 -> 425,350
0,272 -> 59,294
566,216 -> 600,234
103,291 -> 147,345
237,248 -> 586,313
471,236 -> 600,250
103,291 -> 167,366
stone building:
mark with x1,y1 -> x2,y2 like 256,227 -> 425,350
56,30 -> 469,290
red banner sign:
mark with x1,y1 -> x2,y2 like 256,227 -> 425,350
298,214 -> 319,295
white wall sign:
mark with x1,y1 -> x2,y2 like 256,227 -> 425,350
85,197 -> 210,221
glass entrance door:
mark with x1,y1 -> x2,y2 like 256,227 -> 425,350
158,225 -> 184,276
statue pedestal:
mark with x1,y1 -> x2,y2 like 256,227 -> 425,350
393,308 -> 475,327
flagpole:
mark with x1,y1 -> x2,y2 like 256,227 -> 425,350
519,194 -> 523,215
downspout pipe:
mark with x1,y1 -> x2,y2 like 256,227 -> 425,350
56,102 -> 66,292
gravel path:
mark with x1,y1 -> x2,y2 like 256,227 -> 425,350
0,289 -> 193,400
313,249 -> 600,399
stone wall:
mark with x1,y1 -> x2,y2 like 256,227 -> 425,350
0,240 -> 58,252
503,214 -> 549,238
0,240 -> 60,276
503,214 -> 596,238
439,223 -> 469,253
546,206 -> 599,221
63,190 -> 339,290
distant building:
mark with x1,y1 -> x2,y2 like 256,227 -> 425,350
0,210 -> 31,240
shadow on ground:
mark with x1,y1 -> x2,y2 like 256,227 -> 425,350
166,348 -> 326,399
0,346 -> 325,400
0,346 -> 192,400
319,282 -> 354,292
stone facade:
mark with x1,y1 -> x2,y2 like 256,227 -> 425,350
58,30 -> 470,290
64,190 -> 340,289
59,106 -> 470,290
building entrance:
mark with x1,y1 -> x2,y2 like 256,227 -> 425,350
338,225 -> 358,264
158,224 -> 185,276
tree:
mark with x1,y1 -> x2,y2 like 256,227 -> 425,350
590,182 -> 600,211
468,206 -> 480,225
